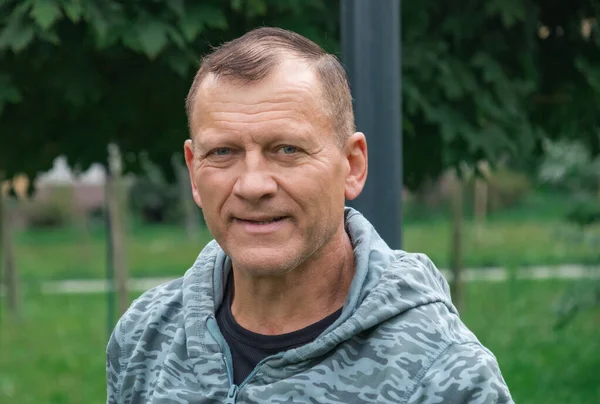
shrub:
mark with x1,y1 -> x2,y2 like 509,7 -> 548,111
486,168 -> 532,212
22,198 -> 73,229
565,198 -> 600,228
128,158 -> 182,225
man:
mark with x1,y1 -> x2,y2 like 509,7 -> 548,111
107,27 -> 512,403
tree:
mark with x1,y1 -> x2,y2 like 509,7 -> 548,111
2,0 -> 599,186
538,139 -> 600,329
0,0 -> 340,316
0,0 -> 338,182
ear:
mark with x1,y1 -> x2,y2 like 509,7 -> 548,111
344,132 -> 368,200
184,139 -> 203,208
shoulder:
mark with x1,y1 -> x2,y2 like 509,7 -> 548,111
119,277 -> 185,340
390,250 -> 452,294
106,277 -> 185,398
407,341 -> 513,403
108,275 -> 184,348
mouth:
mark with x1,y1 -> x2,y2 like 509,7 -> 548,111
234,216 -> 287,225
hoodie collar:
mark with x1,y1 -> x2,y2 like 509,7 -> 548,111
182,207 -> 455,361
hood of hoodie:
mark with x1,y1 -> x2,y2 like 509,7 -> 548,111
180,207 -> 457,364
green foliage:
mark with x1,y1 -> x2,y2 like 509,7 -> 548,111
565,199 -> 600,227
539,139 -> 600,194
0,0 -> 338,186
538,138 -> 600,328
554,279 -> 600,330
486,169 -> 532,212
128,157 -> 181,224
402,0 -> 541,188
21,197 -> 72,229
1,0 -> 600,192
11,202 -> 600,281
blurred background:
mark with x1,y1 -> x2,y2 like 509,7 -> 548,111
1,0 -> 600,403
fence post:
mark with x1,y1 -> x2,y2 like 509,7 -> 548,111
1,177 -> 20,318
107,144 -> 129,316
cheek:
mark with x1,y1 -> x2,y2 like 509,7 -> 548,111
195,169 -> 235,207
285,163 -> 346,207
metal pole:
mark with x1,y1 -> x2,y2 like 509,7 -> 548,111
341,0 -> 403,249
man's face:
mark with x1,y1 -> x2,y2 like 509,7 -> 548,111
185,58 -> 366,276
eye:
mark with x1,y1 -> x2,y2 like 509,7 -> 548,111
212,147 -> 232,156
279,145 -> 299,155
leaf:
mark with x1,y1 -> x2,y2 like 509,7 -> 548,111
247,0 -> 267,17
0,73 -> 22,115
137,18 -> 168,59
85,1 -> 110,46
575,57 -> 600,92
164,50 -> 195,77
484,0 -> 526,28
0,9 -> 36,53
38,27 -> 60,45
180,4 -> 227,42
180,6 -> 204,41
63,1 -> 84,23
3,26 -> 35,52
167,0 -> 185,18
166,26 -> 185,50
0,74 -> 22,103
30,0 -> 62,30
230,0 -> 243,12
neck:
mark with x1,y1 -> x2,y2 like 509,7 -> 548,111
229,229 -> 355,335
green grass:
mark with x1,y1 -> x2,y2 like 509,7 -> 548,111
463,280 -> 600,403
13,218 -> 600,282
8,190 -> 600,282
0,293 -> 108,404
1,280 -> 598,403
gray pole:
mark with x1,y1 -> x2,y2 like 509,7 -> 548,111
341,0 -> 403,249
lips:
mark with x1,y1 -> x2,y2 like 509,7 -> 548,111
234,216 -> 286,224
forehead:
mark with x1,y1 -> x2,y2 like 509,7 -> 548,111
190,59 -> 330,136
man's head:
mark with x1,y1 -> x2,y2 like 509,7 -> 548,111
184,27 -> 368,277
186,27 -> 354,147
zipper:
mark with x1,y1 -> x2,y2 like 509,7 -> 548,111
206,317 -> 235,385
224,384 -> 239,404
206,316 -> 286,403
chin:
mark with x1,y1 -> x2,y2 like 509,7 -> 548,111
229,247 -> 305,277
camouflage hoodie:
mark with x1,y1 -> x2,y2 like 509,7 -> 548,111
106,208 -> 513,403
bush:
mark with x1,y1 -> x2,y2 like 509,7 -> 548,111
565,198 -> 600,228
486,168 -> 532,212
129,179 -> 181,224
22,198 -> 73,229
128,159 -> 183,225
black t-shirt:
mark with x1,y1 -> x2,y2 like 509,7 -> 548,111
216,275 -> 342,385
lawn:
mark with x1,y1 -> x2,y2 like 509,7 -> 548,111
12,217 -> 600,282
1,279 -> 598,403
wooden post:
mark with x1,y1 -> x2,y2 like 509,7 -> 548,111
72,169 -> 92,262
1,176 -> 20,318
450,170 -> 465,312
107,144 -> 129,314
474,161 -> 489,241
172,154 -> 199,240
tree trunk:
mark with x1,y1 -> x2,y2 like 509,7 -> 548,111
1,177 -> 19,318
172,154 -> 199,240
474,177 -> 488,240
71,170 -> 92,264
450,171 -> 465,312
107,145 -> 129,315
474,161 -> 489,241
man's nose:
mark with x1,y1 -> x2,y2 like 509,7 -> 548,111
232,154 -> 278,202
